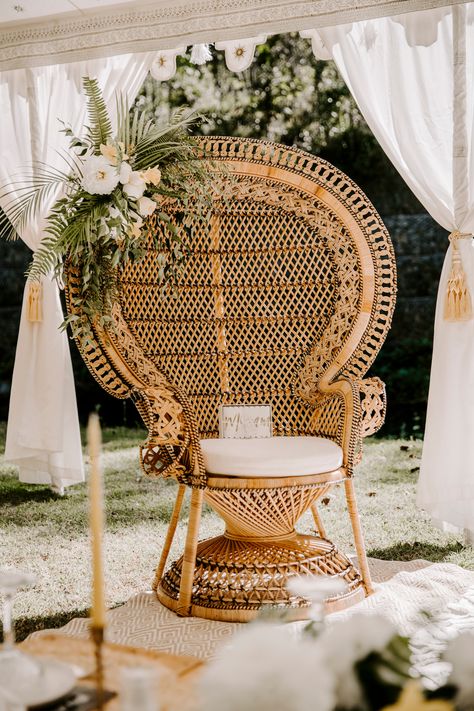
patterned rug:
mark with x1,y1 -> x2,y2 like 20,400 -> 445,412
34,558 -> 474,684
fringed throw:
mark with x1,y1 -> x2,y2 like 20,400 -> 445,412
444,231 -> 472,322
27,280 -> 43,323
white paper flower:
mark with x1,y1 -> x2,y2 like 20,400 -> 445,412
444,633 -> 474,708
316,613 -> 396,709
137,196 -> 157,217
119,161 -> 132,185
122,170 -> 147,199
80,155 -> 120,195
199,624 -> 334,711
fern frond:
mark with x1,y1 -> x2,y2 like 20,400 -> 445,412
82,76 -> 112,151
115,92 -> 130,148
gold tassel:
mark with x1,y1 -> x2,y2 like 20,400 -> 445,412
27,280 -> 43,323
444,231 -> 472,322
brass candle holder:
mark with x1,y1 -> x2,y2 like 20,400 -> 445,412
91,624 -> 105,709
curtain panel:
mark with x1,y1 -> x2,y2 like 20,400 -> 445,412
316,4 -> 474,533
0,52 -> 155,489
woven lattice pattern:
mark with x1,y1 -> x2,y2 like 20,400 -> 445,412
159,534 -> 363,615
121,192 -> 337,440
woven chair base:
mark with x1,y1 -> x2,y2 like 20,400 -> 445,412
157,532 -> 365,622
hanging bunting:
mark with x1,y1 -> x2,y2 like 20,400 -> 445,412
190,44 -> 213,65
390,7 -> 450,47
215,35 -> 267,72
150,47 -> 186,81
299,30 -> 332,60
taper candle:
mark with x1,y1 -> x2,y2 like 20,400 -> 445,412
88,413 -> 106,629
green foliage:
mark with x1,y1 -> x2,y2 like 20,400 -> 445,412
0,77 -> 217,343
83,76 -> 113,150
356,636 -> 413,710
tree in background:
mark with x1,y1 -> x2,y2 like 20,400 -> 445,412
135,34 -> 420,215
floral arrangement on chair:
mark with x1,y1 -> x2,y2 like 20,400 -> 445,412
0,77 -> 216,339
199,577 -> 473,711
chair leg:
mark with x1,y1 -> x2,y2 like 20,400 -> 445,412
152,483 -> 186,592
311,503 -> 326,539
344,477 -> 374,595
176,487 -> 204,617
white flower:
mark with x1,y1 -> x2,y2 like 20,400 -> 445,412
316,613 -> 396,709
122,170 -> 146,199
129,217 -> 144,239
288,575 -> 347,603
199,624 -> 334,711
444,633 -> 474,708
119,161 -> 132,185
108,205 -> 121,220
80,155 -> 120,195
142,166 -> 162,186
137,196 -> 157,217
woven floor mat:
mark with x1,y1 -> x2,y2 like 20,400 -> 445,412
32,558 -> 474,683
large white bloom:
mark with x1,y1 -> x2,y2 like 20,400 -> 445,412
80,155 -> 120,195
137,196 -> 157,217
122,170 -> 146,199
199,624 -> 334,711
444,633 -> 474,708
316,613 -> 396,709
119,161 -> 132,185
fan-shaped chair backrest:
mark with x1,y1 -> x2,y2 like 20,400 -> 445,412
111,138 -> 396,439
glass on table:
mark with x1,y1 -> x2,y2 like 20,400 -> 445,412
0,568 -> 41,704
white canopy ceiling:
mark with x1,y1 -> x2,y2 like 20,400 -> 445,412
0,0 -> 469,71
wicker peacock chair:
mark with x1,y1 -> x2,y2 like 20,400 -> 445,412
66,137 -> 396,622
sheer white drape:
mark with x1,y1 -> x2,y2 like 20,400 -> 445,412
0,53 -> 154,489
317,5 -> 474,533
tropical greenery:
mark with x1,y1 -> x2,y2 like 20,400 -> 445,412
0,77 -> 216,340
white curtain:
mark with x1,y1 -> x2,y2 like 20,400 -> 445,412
0,53 -> 155,489
316,5 -> 474,533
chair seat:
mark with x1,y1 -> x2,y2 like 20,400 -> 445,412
199,436 -> 343,477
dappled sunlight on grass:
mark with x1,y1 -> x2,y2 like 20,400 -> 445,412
0,431 -> 469,642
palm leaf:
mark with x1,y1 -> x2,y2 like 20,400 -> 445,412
115,92 -> 130,149
82,77 -> 112,150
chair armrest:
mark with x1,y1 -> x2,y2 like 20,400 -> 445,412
311,376 -> 386,472
357,377 -> 386,438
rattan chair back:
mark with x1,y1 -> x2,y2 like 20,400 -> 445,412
66,137 -> 396,485
123,138 -> 394,435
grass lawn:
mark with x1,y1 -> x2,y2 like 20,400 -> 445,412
0,424 -> 471,642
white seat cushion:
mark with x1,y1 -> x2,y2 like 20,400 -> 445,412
200,436 -> 343,477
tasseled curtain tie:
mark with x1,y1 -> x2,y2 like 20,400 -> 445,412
444,230 -> 473,322
27,279 -> 43,323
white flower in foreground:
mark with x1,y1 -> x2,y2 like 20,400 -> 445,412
137,196 -> 157,217
444,632 -> 474,708
80,155 -> 120,195
288,574 -> 347,602
119,161 -> 132,185
199,624 -> 334,711
122,170 -> 147,199
317,613 -> 396,709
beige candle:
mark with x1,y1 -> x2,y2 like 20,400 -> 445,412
87,413 -> 106,629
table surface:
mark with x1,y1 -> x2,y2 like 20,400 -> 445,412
21,633 -> 204,711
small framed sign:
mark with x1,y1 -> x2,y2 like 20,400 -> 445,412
219,404 -> 272,439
